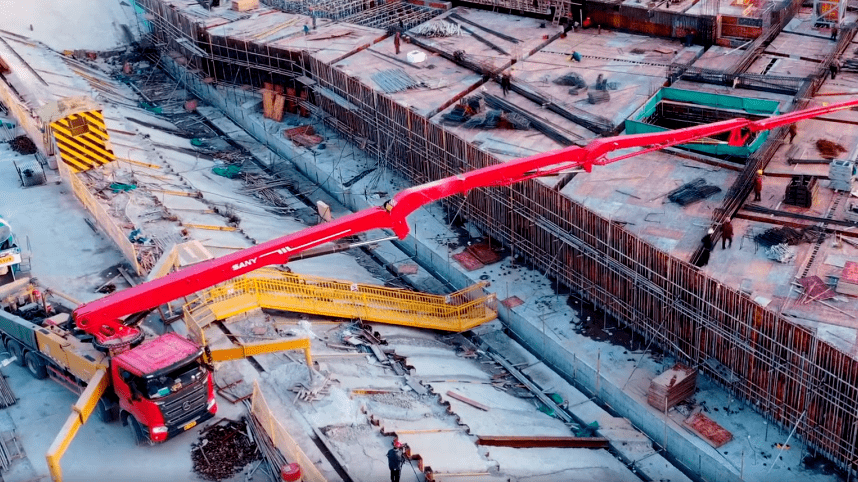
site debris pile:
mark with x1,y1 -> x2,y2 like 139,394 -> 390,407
191,419 -> 260,481
815,139 -> 847,159
8,136 -> 36,155
754,227 -> 804,248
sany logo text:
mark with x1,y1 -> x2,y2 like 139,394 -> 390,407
232,258 -> 257,270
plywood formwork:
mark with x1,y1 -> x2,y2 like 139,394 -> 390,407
138,0 -> 858,475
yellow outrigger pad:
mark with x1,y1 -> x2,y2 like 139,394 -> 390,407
42,97 -> 115,173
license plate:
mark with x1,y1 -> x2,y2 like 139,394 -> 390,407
0,255 -> 13,266
183,420 -> 197,431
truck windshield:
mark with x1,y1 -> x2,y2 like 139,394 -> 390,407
132,362 -> 205,400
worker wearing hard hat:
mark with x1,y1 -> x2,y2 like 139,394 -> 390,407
753,170 -> 764,202
387,440 -> 406,482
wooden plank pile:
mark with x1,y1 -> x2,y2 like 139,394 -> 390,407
684,409 -> 733,448
836,261 -> 858,296
231,0 -> 259,12
262,82 -> 286,122
647,363 -> 696,412
284,125 -> 323,147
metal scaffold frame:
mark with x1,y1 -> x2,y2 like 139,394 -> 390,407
342,2 -> 444,31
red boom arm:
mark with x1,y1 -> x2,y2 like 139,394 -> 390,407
74,98 -> 858,348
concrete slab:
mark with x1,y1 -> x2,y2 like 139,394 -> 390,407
400,431 -> 495,474
489,446 -> 641,482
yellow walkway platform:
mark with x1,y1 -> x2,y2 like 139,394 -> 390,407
184,268 -> 497,332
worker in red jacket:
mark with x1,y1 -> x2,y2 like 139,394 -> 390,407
721,219 -> 733,249
753,170 -> 763,201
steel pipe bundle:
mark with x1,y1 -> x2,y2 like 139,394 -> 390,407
0,371 -> 15,408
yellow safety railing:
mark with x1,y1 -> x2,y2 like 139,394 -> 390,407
58,159 -> 143,275
184,296 -> 313,369
249,381 -> 327,482
209,338 -> 313,367
46,368 -> 109,482
186,268 -> 497,332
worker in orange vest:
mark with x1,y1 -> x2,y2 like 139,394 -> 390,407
753,170 -> 763,201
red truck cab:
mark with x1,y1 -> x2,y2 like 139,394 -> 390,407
110,333 -> 216,443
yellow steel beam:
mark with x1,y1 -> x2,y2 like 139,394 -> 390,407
149,189 -> 203,198
46,368 -> 109,482
183,224 -> 237,231
116,157 -> 162,170
208,337 -> 312,367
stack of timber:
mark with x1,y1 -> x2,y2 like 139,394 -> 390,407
648,363 -> 696,412
232,0 -> 259,11
836,261 -> 858,296
284,125 -> 323,147
262,82 -> 286,122
684,409 -> 733,448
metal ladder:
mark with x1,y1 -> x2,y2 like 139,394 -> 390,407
552,2 -> 567,26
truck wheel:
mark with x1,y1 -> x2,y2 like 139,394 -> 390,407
97,399 -> 118,423
24,352 -> 47,379
6,340 -> 24,367
128,416 -> 144,446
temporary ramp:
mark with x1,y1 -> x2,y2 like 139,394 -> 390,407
184,268 -> 497,332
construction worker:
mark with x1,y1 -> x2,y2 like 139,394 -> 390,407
501,72 -> 511,96
788,123 -> 797,144
394,31 -> 401,55
831,24 -> 839,41
698,228 -> 714,267
830,60 -> 839,80
303,23 -> 310,36
387,440 -> 406,482
721,219 -> 733,249
753,169 -> 763,201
